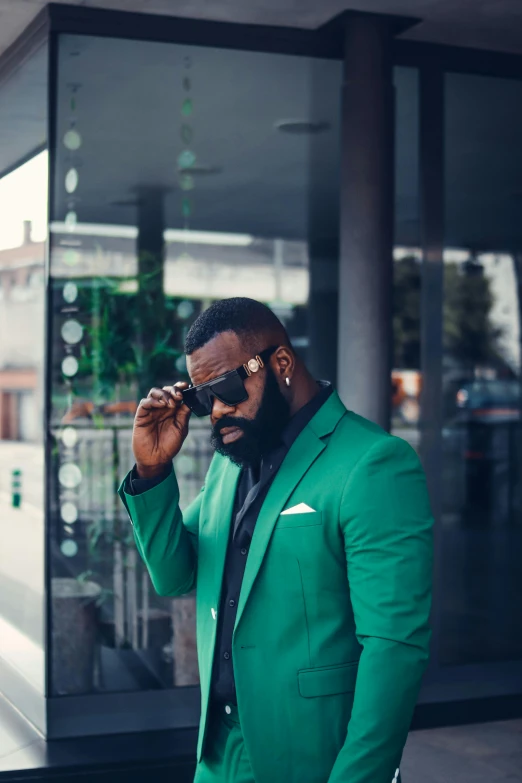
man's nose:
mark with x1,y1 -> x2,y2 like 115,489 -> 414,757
211,396 -> 237,420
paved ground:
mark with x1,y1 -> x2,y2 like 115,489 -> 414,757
402,720 -> 522,781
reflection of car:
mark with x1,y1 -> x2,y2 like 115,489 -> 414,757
452,379 -> 521,523
455,379 -> 521,424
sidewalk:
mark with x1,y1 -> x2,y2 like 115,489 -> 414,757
402,720 -> 522,781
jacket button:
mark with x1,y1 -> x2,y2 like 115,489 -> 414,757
224,651 -> 230,660
225,705 -> 231,715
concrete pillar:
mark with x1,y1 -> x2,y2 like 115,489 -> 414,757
337,15 -> 395,429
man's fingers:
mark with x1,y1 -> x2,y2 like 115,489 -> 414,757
148,388 -> 169,401
138,397 -> 169,411
163,383 -> 187,403
177,399 -> 192,422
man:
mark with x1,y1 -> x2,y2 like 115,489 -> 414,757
119,297 -> 433,783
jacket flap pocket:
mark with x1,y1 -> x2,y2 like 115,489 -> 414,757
275,510 -> 322,529
298,662 -> 358,698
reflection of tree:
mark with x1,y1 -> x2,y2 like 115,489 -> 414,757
444,261 -> 504,369
393,256 -> 504,370
393,256 -> 421,369
54,274 -> 200,662
73,276 -> 195,402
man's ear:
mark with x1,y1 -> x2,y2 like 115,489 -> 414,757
272,346 -> 295,382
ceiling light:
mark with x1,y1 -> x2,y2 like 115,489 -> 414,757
275,120 -> 331,135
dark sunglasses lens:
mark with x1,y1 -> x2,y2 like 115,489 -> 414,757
211,373 -> 248,406
182,387 -> 211,417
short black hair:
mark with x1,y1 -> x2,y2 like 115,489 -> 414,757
185,297 -> 288,355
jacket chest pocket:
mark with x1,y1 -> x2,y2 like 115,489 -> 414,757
274,510 -> 322,530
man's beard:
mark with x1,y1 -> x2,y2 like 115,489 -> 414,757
210,369 -> 291,467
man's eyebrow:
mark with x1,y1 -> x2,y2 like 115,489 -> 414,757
190,363 -> 238,387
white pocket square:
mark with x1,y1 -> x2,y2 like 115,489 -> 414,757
281,503 -> 317,515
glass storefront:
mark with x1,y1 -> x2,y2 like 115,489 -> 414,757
0,35 -> 48,709
392,66 -> 421,452
48,33 -> 342,696
1,8 -> 522,739
0,150 -> 47,695
439,73 -> 522,666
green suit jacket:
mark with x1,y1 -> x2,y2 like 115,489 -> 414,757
119,391 -> 433,783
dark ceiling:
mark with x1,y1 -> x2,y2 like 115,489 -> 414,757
2,1 -> 522,58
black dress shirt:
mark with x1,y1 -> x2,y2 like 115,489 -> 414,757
128,381 -> 333,705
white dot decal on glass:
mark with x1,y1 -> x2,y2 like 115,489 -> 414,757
58,463 -> 82,488
61,355 -> 79,377
65,211 -> 77,231
63,281 -> 78,303
63,249 -> 80,267
61,319 -> 83,345
61,539 -> 78,557
61,502 -> 78,524
178,150 -> 196,169
61,427 -> 78,448
65,168 -> 79,193
63,129 -> 82,150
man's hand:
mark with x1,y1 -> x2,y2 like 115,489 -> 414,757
133,382 -> 191,479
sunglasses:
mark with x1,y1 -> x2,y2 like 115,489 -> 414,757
182,346 -> 277,417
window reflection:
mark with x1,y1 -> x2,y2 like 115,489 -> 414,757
49,33 -> 341,695
0,151 -> 47,694
440,73 -> 522,666
392,248 -> 422,451
392,69 -> 421,453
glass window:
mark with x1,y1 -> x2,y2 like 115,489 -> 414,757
440,73 -> 522,665
392,67 -> 421,452
49,34 -> 341,695
0,150 -> 47,695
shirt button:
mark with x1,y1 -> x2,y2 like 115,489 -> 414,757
225,705 -> 231,715
224,651 -> 230,660
240,548 -> 248,556
229,599 -> 236,607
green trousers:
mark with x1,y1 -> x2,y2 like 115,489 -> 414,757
194,704 -> 255,783
193,703 -> 403,783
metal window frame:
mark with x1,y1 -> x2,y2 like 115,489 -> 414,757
0,1 -> 521,739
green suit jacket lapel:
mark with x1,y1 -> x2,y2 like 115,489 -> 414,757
211,458 -> 241,605
234,391 -> 347,633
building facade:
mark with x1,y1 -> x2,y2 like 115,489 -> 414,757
0,1 -> 522,778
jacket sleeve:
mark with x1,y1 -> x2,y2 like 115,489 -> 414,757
329,436 -> 433,783
118,467 -> 203,597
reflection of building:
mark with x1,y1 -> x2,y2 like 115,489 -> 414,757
0,222 -> 44,441
50,224 -> 309,305
1,2 -> 522,780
